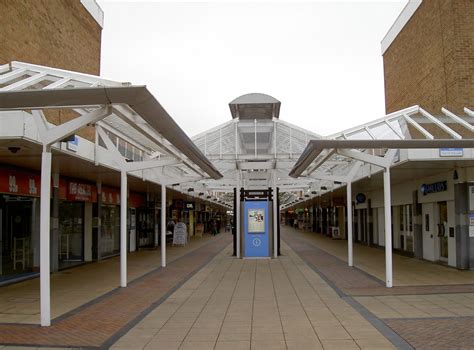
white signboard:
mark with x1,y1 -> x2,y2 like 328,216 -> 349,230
173,222 -> 187,246
439,148 -> 463,157
469,214 -> 474,238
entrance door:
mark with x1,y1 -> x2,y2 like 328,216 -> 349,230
137,208 -> 155,248
58,202 -> 84,269
1,196 -> 33,279
404,204 -> 414,252
438,201 -> 448,262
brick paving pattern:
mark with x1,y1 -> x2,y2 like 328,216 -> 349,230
283,228 -> 474,297
112,242 -> 396,350
283,226 -> 474,349
0,234 -> 231,348
385,317 -> 474,350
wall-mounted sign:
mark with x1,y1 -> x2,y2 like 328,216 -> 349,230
248,209 -> 265,233
185,202 -> 195,210
440,148 -> 463,157
0,170 -> 40,197
67,135 -> 79,152
68,181 -> 95,202
421,181 -> 447,196
356,193 -> 366,204
469,214 -> 474,238
101,187 -> 120,205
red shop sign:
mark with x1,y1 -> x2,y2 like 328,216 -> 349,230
67,181 -> 96,202
0,169 -> 41,197
129,192 -> 145,208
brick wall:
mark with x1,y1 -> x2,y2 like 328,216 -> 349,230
0,0 -> 102,75
383,0 -> 473,115
0,0 -> 102,140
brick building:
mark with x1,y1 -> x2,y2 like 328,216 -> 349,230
382,0 -> 474,115
0,0 -> 103,75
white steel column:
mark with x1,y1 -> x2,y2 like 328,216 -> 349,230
40,147 -> 52,327
236,172 -> 241,258
383,167 -> 393,288
273,172 -> 278,258
120,170 -> 127,288
161,184 -> 166,267
346,182 -> 353,267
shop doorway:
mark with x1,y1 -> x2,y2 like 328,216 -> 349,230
0,195 -> 34,280
137,207 -> 155,248
399,204 -> 414,253
58,202 -> 85,269
438,201 -> 448,262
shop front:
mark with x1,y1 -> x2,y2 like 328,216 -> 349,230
0,168 -> 40,281
100,187 -> 121,259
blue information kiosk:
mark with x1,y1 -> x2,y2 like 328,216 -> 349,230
240,188 -> 276,259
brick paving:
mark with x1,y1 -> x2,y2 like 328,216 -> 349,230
385,317 -> 474,350
112,242 -> 396,350
0,233 -> 232,348
282,228 -> 474,297
283,226 -> 474,349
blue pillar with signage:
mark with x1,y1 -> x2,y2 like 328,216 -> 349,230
243,201 -> 269,257
239,188 -> 276,259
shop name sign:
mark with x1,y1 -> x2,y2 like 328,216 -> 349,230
421,181 -> 447,196
439,148 -> 463,157
0,171 -> 40,197
68,182 -> 93,201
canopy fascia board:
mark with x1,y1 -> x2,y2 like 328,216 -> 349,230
0,86 -> 222,180
290,139 -> 474,178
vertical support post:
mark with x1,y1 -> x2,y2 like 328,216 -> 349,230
120,170 -> 127,288
236,172 -> 241,258
273,172 -> 278,258
40,147 -> 52,327
235,121 -> 238,159
51,172 -> 60,272
383,167 -> 393,288
161,184 -> 166,267
347,182 -> 353,267
254,119 -> 257,159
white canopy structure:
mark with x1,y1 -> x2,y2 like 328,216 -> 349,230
0,61 -> 223,326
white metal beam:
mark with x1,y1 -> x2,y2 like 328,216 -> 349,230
337,149 -> 388,168
161,184 -> 167,267
120,171 -> 127,287
0,68 -> 27,84
43,77 -> 71,90
465,108 -> 474,118
40,147 -> 52,327
0,72 -> 47,91
43,106 -> 111,146
442,107 -> 474,132
403,114 -> 434,139
383,167 -> 393,288
419,107 -> 462,139
125,158 -> 181,172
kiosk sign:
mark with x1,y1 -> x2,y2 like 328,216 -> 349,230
243,201 -> 269,258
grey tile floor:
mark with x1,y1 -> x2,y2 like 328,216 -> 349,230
112,242 -> 395,350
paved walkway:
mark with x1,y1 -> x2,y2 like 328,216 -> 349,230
283,226 -> 474,350
286,228 -> 474,287
3,226 -> 474,349
0,234 -> 219,324
112,242 -> 396,350
0,234 -> 231,348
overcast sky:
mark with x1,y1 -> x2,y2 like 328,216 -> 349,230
97,1 -> 407,137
